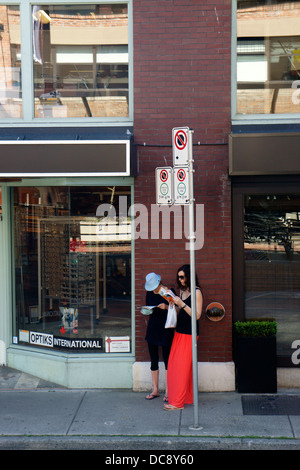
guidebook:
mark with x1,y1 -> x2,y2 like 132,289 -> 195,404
157,286 -> 176,302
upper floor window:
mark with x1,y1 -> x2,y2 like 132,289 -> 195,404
0,2 -> 131,123
234,0 -> 300,118
0,5 -> 21,118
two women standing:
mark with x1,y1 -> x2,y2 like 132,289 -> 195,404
144,264 -> 203,411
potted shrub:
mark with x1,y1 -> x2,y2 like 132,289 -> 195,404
234,319 -> 277,393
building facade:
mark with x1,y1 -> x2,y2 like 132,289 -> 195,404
0,0 -> 299,390
132,0 -> 233,391
231,0 -> 300,387
0,1 -> 136,388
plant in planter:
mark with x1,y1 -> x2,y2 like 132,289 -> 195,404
234,319 -> 277,393
234,319 -> 277,338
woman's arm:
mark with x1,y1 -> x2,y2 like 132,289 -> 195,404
173,289 -> 203,319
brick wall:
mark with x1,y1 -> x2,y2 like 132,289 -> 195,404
133,0 -> 232,363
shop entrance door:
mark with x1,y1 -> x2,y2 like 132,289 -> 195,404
233,182 -> 300,366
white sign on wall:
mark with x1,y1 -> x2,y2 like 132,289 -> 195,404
105,336 -> 130,353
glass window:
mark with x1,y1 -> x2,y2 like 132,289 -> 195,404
14,186 -> 132,353
244,194 -> 300,358
236,0 -> 300,115
0,5 -> 21,118
33,4 -> 129,118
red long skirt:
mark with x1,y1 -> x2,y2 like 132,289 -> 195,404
167,331 -> 197,408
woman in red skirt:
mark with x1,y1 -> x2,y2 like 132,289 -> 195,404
164,264 -> 203,411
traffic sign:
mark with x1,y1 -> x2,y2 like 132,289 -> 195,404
172,127 -> 189,166
155,167 -> 173,205
173,165 -> 190,205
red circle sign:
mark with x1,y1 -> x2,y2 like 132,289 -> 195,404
174,130 -> 187,150
160,169 -> 168,182
177,168 -> 186,181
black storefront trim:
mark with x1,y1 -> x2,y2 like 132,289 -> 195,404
229,132 -> 300,176
0,126 -> 137,177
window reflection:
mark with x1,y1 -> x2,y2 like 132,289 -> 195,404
244,194 -> 300,357
33,4 -> 129,118
14,186 -> 132,353
0,6 -> 21,118
237,0 -> 300,115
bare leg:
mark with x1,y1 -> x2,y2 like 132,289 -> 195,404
164,369 -> 168,401
151,369 -> 159,395
145,370 -> 160,400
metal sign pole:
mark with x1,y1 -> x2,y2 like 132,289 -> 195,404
187,129 -> 202,430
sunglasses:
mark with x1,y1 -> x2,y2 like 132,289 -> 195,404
178,275 -> 185,280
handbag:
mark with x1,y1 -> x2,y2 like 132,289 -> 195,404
165,303 -> 177,328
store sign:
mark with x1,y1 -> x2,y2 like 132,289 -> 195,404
105,336 -> 130,352
0,140 -> 131,177
29,331 -> 54,347
54,337 -> 103,350
19,330 -> 103,350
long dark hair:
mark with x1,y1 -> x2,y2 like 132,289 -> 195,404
176,264 -> 200,291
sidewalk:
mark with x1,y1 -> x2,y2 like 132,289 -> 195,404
1,366 -> 300,450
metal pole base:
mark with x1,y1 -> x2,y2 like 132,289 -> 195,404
188,424 -> 203,431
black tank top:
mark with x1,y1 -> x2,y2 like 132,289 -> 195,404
176,289 -> 200,335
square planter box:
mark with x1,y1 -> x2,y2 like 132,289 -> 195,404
235,335 -> 277,393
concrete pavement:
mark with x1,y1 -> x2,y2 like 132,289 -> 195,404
1,366 -> 300,450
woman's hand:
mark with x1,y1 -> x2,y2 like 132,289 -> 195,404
157,303 -> 167,310
172,296 -> 185,309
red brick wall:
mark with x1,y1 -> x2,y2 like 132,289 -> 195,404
133,0 -> 232,363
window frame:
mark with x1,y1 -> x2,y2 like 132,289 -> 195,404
0,0 -> 133,127
231,0 -> 300,126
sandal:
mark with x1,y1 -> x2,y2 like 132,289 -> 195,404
163,396 -> 168,403
145,393 -> 160,400
164,404 -> 184,411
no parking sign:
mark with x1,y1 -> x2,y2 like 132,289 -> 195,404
174,166 -> 190,205
172,127 -> 190,166
155,167 -> 173,205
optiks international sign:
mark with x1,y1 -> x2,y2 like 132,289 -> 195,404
23,331 -> 102,350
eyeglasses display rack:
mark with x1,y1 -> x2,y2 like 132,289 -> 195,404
38,217 -> 97,330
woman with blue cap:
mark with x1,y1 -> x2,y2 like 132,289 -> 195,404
144,272 -> 175,401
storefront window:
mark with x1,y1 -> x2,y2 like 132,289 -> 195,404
244,194 -> 300,358
14,186 -> 132,353
0,5 -> 22,118
33,3 -> 129,118
236,0 -> 300,115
